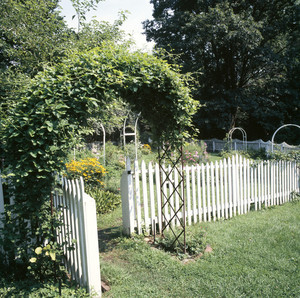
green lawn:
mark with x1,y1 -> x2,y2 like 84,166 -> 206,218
99,200 -> 300,297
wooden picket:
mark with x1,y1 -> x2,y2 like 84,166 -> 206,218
121,155 -> 300,235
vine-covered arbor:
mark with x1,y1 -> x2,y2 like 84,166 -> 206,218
1,43 -> 198,272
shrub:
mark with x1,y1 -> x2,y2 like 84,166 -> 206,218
66,148 -> 95,162
86,188 -> 121,214
182,141 -> 209,165
219,148 -> 299,163
105,142 -> 126,169
65,157 -> 107,189
104,142 -> 126,191
141,144 -> 152,155
269,150 -> 300,163
220,149 -> 251,160
124,142 -> 141,160
27,242 -> 66,282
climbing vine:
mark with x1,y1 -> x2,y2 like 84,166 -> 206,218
1,43 -> 198,275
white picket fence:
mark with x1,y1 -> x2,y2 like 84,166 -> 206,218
53,177 -> 101,296
121,155 -> 300,235
204,138 -> 300,152
0,175 -> 101,297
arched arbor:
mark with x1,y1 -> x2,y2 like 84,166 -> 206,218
228,127 -> 247,151
1,44 -> 198,268
271,124 -> 300,152
123,112 -> 140,160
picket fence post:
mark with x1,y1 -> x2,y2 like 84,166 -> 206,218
121,158 -> 135,235
134,159 -> 142,234
82,191 -> 102,296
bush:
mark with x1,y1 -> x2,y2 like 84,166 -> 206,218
104,142 -> 126,191
65,157 -> 107,189
182,141 -> 209,165
66,148 -> 95,162
141,144 -> 152,155
86,188 -> 121,214
124,142 -> 141,160
219,148 -> 299,163
269,150 -> 300,163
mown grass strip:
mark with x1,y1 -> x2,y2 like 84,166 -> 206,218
100,200 -> 300,297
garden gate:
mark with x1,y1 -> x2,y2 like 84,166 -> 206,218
0,175 -> 101,296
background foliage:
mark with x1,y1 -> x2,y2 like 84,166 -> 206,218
144,0 -> 300,143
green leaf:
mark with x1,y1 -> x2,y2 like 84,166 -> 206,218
29,151 -> 37,158
44,244 -> 51,250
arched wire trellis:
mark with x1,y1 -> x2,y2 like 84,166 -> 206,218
271,124 -> 300,153
228,127 -> 247,151
123,112 -> 140,160
98,123 -> 106,165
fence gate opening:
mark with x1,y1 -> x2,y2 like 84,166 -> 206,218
158,145 -> 186,253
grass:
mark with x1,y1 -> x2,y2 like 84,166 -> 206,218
208,152 -> 223,163
99,200 -> 300,297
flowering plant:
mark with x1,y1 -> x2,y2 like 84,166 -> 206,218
182,141 -> 209,165
141,143 -> 152,155
65,157 -> 107,188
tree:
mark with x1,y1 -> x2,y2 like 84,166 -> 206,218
144,0 -> 300,142
0,0 -> 71,120
0,0 -> 131,134
70,0 -> 104,32
0,0 -> 69,75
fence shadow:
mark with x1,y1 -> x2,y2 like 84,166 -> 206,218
98,226 -> 123,253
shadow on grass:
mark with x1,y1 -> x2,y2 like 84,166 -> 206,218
98,226 -> 123,253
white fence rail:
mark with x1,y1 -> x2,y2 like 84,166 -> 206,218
0,176 -> 101,296
121,155 -> 300,235
204,138 -> 300,152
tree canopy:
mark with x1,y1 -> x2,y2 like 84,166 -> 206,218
144,0 -> 300,143
0,0 -> 130,121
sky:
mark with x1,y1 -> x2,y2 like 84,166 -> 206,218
59,0 -> 155,52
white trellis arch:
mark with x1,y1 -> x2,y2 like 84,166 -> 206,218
271,124 -> 300,152
228,127 -> 247,151
123,112 -> 141,160
98,123 -> 106,165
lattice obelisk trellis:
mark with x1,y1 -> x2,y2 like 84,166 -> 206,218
158,145 -> 186,253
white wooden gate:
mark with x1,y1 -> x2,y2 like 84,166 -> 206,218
53,177 -> 101,296
0,175 -> 101,296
